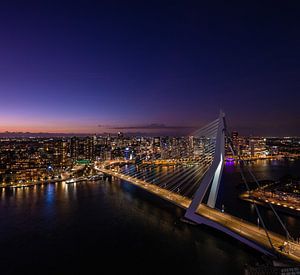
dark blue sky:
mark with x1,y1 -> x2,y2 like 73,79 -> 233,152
0,1 -> 299,135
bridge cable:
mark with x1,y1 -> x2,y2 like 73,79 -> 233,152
226,135 -> 276,252
226,130 -> 292,241
244,161 -> 292,241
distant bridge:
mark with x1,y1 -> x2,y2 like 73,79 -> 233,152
96,112 -> 300,263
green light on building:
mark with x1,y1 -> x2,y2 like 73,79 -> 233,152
76,159 -> 91,165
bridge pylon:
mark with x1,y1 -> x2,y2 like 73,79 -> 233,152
185,111 -> 226,222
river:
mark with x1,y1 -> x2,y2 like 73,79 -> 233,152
0,158 -> 299,274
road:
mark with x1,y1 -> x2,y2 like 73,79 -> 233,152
98,166 -> 300,263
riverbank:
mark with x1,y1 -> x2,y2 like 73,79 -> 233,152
0,172 -> 104,189
226,154 -> 300,162
240,192 -> 300,217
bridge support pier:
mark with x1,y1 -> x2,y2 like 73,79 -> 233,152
103,174 -> 112,181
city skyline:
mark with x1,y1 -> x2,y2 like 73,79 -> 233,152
0,1 -> 299,136
2,2 -> 300,273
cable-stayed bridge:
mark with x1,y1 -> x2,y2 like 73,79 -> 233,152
96,113 -> 300,264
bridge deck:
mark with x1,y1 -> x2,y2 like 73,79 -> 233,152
99,167 -> 300,263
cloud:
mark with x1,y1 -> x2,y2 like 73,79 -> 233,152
98,123 -> 195,130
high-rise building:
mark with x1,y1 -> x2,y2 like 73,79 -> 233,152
117,132 -> 124,138
152,137 -> 161,159
231,131 -> 239,153
249,137 -> 267,157
70,137 -> 79,160
84,137 -> 95,160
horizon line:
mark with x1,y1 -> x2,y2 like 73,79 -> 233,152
0,131 -> 298,138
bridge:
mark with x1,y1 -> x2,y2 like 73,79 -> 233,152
95,113 -> 300,264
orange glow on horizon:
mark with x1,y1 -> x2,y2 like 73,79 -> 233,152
0,118 -> 105,133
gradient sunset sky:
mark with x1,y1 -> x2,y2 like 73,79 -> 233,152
0,1 -> 299,135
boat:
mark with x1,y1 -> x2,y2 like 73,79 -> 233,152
65,178 -> 76,184
88,174 -> 104,180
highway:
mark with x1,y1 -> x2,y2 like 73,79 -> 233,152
198,204 -> 300,262
97,165 -> 300,263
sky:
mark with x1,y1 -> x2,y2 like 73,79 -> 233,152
0,0 -> 299,136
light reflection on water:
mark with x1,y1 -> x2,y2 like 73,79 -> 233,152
119,159 -> 300,237
0,178 -> 261,274
0,159 -> 299,273
221,158 -> 300,238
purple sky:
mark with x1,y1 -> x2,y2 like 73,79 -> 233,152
0,1 -> 299,136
